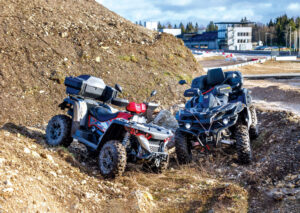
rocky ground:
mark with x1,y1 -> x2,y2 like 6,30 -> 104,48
1,0 -> 300,212
0,102 -> 299,212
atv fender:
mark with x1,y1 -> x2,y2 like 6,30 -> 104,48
97,120 -> 127,151
239,107 -> 252,129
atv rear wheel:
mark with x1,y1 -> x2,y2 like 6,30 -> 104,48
249,105 -> 259,140
175,130 -> 192,164
46,115 -> 73,147
235,124 -> 252,164
98,140 -> 127,178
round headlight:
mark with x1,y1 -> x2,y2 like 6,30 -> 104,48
223,119 -> 229,125
185,123 -> 191,129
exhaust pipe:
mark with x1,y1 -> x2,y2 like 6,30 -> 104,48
136,135 -> 151,152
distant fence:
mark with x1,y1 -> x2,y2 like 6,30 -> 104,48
225,50 -> 299,56
191,48 -> 300,56
203,57 -> 271,72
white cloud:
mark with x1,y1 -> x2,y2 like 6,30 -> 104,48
287,2 -> 300,11
96,0 -> 300,25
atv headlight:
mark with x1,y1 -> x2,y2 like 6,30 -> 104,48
185,123 -> 191,129
223,118 -> 229,125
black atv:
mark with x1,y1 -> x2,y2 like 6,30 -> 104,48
175,68 -> 258,164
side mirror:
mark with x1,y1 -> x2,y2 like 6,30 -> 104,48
178,80 -> 187,85
115,84 -> 122,93
150,90 -> 157,97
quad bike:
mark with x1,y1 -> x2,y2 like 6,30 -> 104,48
45,75 -> 172,178
175,68 -> 259,164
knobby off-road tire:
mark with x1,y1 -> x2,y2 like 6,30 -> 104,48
175,130 -> 192,164
235,124 -> 252,164
98,140 -> 127,178
249,105 -> 259,140
46,115 -> 73,147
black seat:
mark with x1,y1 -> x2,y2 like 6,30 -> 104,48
207,68 -> 225,86
89,106 -> 119,122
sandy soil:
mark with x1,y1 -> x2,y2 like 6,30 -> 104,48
237,61 -> 300,75
244,78 -> 300,115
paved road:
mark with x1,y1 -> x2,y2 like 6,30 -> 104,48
244,73 -> 300,80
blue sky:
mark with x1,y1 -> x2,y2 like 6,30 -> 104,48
97,0 -> 300,26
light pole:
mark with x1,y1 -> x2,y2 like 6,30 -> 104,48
265,32 -> 271,47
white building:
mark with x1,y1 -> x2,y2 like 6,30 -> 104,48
216,22 -> 254,50
159,28 -> 181,36
144,21 -> 158,31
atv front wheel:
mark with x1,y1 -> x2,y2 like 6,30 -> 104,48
98,140 -> 127,178
249,105 -> 259,140
235,124 -> 252,164
175,130 -> 192,164
46,115 -> 73,147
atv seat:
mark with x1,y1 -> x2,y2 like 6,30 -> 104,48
191,68 -> 225,92
89,106 -> 119,122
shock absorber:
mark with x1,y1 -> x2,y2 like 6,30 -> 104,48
122,132 -> 130,147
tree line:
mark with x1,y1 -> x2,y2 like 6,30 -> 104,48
253,14 -> 300,46
136,14 -> 300,47
135,20 -> 217,33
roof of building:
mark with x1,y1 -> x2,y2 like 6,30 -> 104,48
190,31 -> 218,42
215,21 -> 254,25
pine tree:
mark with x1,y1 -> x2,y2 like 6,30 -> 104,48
179,22 -> 185,34
158,22 -> 163,30
195,22 -> 199,32
206,21 -> 216,32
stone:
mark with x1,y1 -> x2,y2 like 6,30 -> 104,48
49,171 -> 57,177
153,110 -> 178,131
61,32 -> 68,38
3,180 -> 12,186
134,190 -> 155,212
0,158 -> 5,166
2,188 -> 14,193
271,190 -> 284,201
24,147 -> 31,154
231,163 -> 238,167
95,56 -> 101,63
31,151 -> 40,158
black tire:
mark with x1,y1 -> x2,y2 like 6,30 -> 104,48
175,130 -> 192,164
98,140 -> 127,178
46,115 -> 73,147
249,106 -> 259,140
235,124 -> 252,164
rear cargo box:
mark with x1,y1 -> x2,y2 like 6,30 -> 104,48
64,75 -> 106,100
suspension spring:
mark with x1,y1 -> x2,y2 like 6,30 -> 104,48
122,132 -> 130,147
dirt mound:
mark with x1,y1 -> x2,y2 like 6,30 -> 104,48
0,0 -> 202,126
0,124 -> 248,212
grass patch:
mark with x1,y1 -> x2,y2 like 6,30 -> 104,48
119,55 -> 138,63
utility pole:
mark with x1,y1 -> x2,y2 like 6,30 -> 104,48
290,26 -> 292,55
271,34 -> 273,46
295,30 -> 297,52
265,33 -> 267,46
298,28 -> 300,56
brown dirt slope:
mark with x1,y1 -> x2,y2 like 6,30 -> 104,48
0,0 -> 202,126
0,124 -> 248,213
